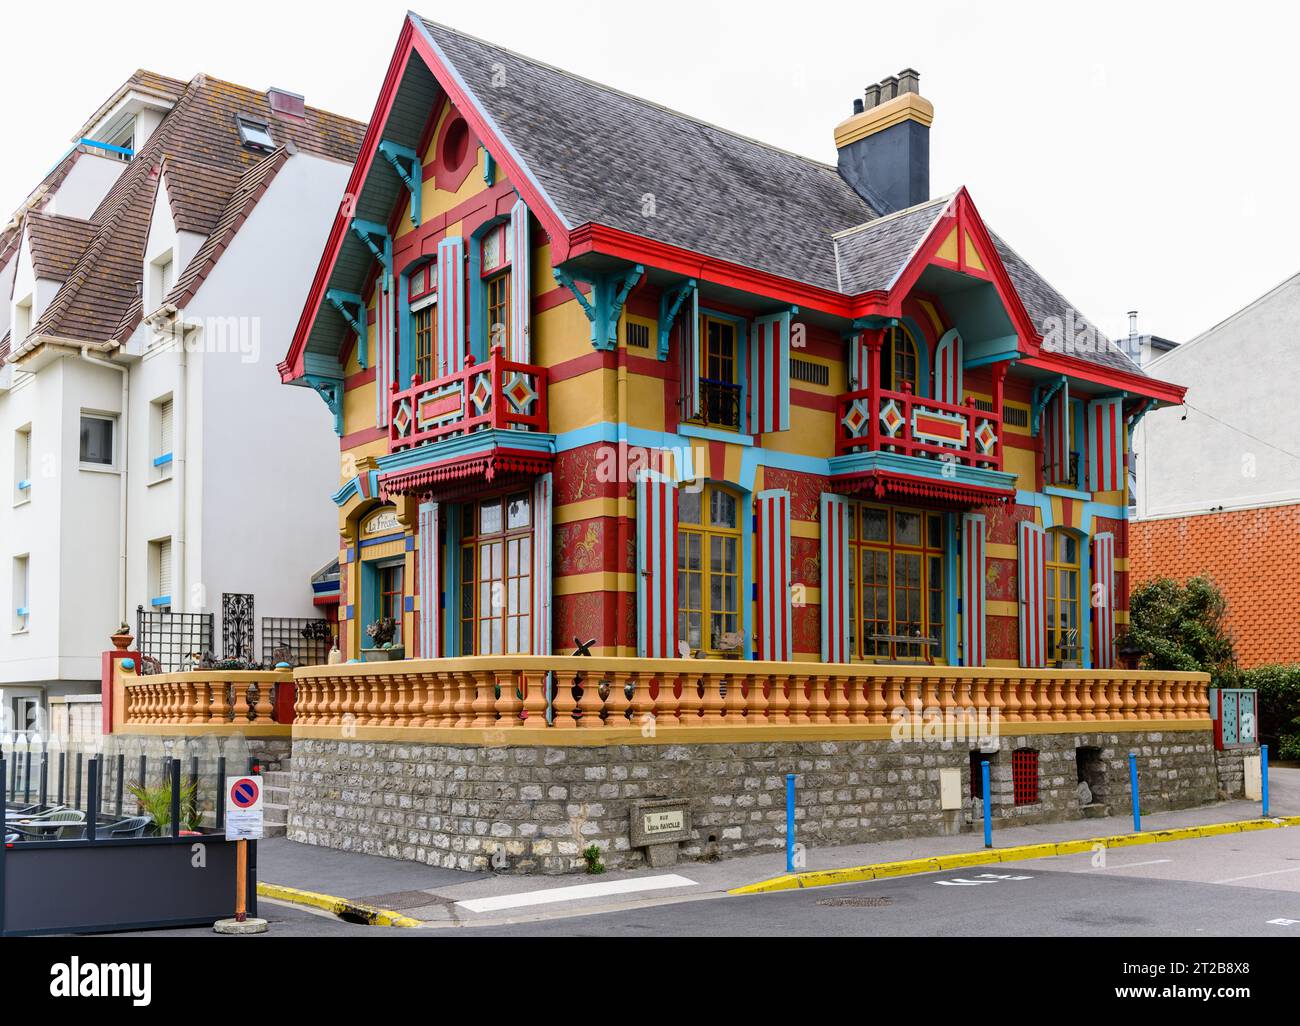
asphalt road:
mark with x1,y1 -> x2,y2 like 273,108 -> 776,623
105,823 -> 1300,938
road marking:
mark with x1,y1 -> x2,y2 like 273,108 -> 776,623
1213,867 -> 1300,885
1268,918 -> 1299,927
456,874 -> 698,913
1087,859 -> 1173,872
936,873 -> 1032,887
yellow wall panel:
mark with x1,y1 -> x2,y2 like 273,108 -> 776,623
550,370 -> 614,433
936,227 -> 959,263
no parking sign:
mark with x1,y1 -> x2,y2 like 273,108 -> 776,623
225,776 -> 264,840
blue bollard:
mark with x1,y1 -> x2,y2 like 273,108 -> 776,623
785,773 -> 796,872
1129,752 -> 1141,832
1261,745 -> 1270,818
982,759 -> 992,849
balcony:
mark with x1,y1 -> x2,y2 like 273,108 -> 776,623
832,384 -> 1014,506
389,349 -> 548,452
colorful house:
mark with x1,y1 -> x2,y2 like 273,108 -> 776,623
280,15 -> 1187,674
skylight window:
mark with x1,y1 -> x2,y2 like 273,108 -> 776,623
236,115 -> 275,150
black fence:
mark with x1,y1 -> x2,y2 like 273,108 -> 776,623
261,617 -> 336,667
136,605 -> 215,673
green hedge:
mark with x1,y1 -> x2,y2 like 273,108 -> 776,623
1240,664 -> 1300,757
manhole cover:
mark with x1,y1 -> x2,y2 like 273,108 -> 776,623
816,896 -> 894,909
354,890 -> 442,910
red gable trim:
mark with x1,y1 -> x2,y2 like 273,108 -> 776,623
873,189 -> 1040,358
1021,352 -> 1187,406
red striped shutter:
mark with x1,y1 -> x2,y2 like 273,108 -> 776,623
934,330 -> 964,407
820,493 -> 852,663
749,312 -> 791,434
1018,520 -> 1047,668
961,513 -> 986,667
677,289 -> 701,422
532,473 -> 552,655
509,200 -> 531,363
374,276 -> 393,428
1087,398 -> 1125,492
636,470 -> 678,658
436,236 -> 465,376
1042,383 -> 1071,484
755,490 -> 792,661
848,333 -> 871,390
1092,532 -> 1116,669
417,502 -> 441,658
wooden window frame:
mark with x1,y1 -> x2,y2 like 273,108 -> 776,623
676,483 -> 742,657
459,493 -> 533,656
1044,528 -> 1082,668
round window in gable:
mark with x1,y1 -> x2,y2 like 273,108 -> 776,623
442,117 -> 470,173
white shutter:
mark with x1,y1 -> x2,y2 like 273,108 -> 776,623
160,399 -> 173,455
158,539 -> 172,600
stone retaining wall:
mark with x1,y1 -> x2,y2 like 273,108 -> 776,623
288,730 -> 1231,875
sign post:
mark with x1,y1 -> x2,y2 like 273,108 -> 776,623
213,776 -> 268,935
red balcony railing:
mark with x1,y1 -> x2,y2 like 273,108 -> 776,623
390,349 -> 549,452
836,384 -> 1002,471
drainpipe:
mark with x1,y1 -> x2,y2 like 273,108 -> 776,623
79,347 -> 129,624
173,330 -> 187,617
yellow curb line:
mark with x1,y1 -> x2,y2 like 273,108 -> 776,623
256,882 -> 422,928
728,815 -> 1300,895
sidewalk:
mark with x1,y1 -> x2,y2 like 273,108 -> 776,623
256,768 -> 1299,928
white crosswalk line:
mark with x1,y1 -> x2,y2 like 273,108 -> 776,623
456,874 -> 698,913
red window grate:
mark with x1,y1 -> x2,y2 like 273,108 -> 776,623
1012,748 -> 1039,806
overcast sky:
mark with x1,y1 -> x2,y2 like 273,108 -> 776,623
4,0 -> 1295,344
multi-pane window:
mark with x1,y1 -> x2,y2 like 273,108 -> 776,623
882,324 -> 920,393
700,317 -> 742,429
409,262 -> 438,382
847,504 -> 945,663
677,483 -> 741,656
460,494 -> 532,655
13,425 -> 31,504
1045,529 -> 1081,667
481,223 -> 512,352
378,562 -> 405,641
12,554 -> 28,632
150,538 -> 172,611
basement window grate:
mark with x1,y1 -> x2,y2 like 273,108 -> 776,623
790,357 -> 829,387
1013,748 -> 1040,806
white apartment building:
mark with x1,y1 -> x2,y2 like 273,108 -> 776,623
0,71 -> 363,733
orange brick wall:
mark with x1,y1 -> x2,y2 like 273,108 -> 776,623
1130,503 -> 1300,669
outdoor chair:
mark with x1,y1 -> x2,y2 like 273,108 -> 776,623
5,833 -> 16,845
45,809 -> 87,840
104,816 -> 152,839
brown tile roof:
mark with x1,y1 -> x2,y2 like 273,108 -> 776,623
25,212 -> 99,281
0,147 -> 84,274
17,70 -> 364,354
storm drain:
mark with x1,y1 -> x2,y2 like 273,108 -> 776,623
816,896 -> 895,909
354,890 -> 443,911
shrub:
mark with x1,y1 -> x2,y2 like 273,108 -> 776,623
1241,664 -> 1300,752
1127,577 -> 1238,685
582,843 -> 606,875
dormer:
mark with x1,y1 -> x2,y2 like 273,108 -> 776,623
77,76 -> 177,160
141,162 -> 210,321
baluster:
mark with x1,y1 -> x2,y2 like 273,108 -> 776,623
787,674 -> 810,726
724,673 -> 747,725
522,670 -> 548,727
1135,679 -> 1152,720
232,679 -> 251,722
803,675 -> 827,725
1065,678 -> 1082,721
767,673 -> 791,725
616,672 -> 637,725
191,681 -> 209,724
921,677 -> 939,723
632,672 -> 656,729
1091,675 -> 1109,721
1003,676 -> 1022,722
699,673 -> 726,726
1020,673 -> 1038,721
253,681 -> 274,724
746,672 -> 769,724
827,674 -> 850,725
845,673 -> 867,725
435,671 -> 456,726
867,671 -> 888,725
423,671 -> 443,726
678,672 -> 704,726
1150,679 -> 1166,720
407,674 -> 426,728
494,670 -> 522,728
391,674 -> 409,727
553,671 -> 579,727
453,672 -> 475,728
572,673 -> 598,729
653,673 -> 681,728
472,672 -> 496,727
378,675 -> 396,726
902,679 -> 923,729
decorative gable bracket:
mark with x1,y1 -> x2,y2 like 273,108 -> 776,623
553,264 -> 645,351
658,279 -> 697,361
1031,375 -> 1068,437
377,142 -> 422,227
350,219 -> 392,276
325,289 -> 368,370
305,374 -> 345,436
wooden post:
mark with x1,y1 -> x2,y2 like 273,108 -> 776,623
235,839 -> 248,923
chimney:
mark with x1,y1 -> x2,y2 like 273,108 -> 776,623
267,87 -> 305,119
834,68 -> 933,215
1128,311 -> 1139,340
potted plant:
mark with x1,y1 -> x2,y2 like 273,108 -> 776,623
363,618 -> 404,661
128,777 -> 200,835
111,622 -> 134,652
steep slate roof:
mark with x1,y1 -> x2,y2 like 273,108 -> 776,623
14,70 -> 364,355
419,17 -> 880,294
416,18 -> 1136,377
834,195 -> 953,295
993,236 -> 1142,373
